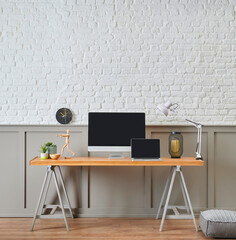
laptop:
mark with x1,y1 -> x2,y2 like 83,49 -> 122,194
131,139 -> 162,161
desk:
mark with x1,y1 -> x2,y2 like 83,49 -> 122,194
29,157 -> 204,232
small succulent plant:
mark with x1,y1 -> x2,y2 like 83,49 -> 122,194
40,145 -> 48,153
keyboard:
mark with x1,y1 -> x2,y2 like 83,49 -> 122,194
131,158 -> 162,161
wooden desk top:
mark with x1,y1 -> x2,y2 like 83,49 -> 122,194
30,157 -> 204,167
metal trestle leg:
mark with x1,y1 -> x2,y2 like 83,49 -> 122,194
179,168 -> 198,232
30,168 -> 50,231
158,166 -> 198,232
159,167 -> 177,231
39,170 -> 52,215
178,174 -> 190,214
52,170 -> 69,231
30,166 -> 72,231
57,166 -> 74,218
156,167 -> 173,219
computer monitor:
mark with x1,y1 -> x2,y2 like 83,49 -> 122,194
88,112 -> 145,157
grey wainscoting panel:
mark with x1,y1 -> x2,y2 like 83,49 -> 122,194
150,129 -> 208,211
215,132 -> 236,209
26,127 -> 88,213
0,125 -> 236,217
0,131 -> 20,212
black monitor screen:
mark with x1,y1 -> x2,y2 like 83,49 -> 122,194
131,139 -> 160,158
88,112 -> 145,146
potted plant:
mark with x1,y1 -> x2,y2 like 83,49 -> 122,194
40,145 -> 48,159
45,142 -> 57,158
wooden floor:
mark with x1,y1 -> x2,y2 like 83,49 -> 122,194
0,218 -> 214,240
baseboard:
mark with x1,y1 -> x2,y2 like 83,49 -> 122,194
0,207 -> 207,218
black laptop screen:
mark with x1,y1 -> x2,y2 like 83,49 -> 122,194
131,139 -> 160,158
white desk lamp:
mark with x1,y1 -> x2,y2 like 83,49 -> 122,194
157,101 -> 203,160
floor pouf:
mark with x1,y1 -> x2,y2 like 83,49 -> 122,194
199,210 -> 236,238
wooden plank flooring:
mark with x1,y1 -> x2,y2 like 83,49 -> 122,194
0,218 -> 214,240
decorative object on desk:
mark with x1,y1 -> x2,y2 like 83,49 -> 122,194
40,145 -> 48,159
56,108 -> 73,124
50,153 -> 60,160
157,101 -> 203,160
169,132 -> 183,158
45,142 -> 57,158
57,129 -> 75,157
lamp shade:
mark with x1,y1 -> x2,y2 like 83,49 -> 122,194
157,101 -> 173,116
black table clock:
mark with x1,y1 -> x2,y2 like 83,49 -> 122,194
56,108 -> 73,124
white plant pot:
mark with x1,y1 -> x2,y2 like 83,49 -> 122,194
41,153 -> 48,159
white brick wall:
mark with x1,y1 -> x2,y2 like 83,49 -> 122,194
0,0 -> 235,125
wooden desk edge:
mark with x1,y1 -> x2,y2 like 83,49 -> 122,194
29,157 -> 204,167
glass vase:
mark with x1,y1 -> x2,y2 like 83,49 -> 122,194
169,132 -> 183,158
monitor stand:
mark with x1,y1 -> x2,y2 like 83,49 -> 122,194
108,153 -> 124,159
